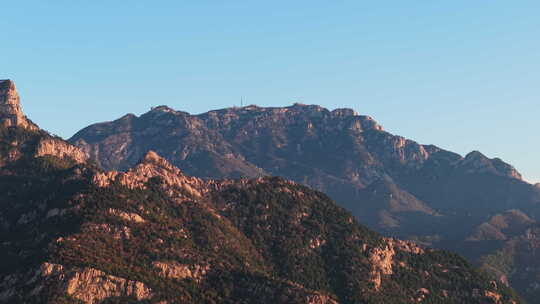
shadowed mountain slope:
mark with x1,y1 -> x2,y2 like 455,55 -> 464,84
70,104 -> 540,235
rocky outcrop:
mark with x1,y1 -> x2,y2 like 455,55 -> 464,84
93,151 -> 206,199
0,263 -> 153,304
368,243 -> 396,291
35,137 -> 88,163
108,208 -> 146,223
38,263 -> 153,304
152,261 -> 209,282
305,293 -> 339,304
0,80 -> 37,130
0,80 -> 85,168
367,238 -> 425,291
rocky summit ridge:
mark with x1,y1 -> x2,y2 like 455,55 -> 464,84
70,102 -> 529,232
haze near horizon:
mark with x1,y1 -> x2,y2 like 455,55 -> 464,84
1,1 -> 538,182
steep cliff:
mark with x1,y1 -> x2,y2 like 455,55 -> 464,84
0,80 -> 38,130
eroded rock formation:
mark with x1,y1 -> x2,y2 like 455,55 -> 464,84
0,80 -> 37,130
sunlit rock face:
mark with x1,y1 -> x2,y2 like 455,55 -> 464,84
35,137 -> 88,163
0,80 -> 87,166
0,80 -> 37,130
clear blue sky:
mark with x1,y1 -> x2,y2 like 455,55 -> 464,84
1,1 -> 539,182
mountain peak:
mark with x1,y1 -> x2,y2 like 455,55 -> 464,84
149,105 -> 176,113
0,79 -> 36,130
142,150 -> 165,164
136,150 -> 190,179
0,80 -> 22,123
464,150 -> 487,160
136,150 -> 178,172
460,150 -> 522,180
331,108 -> 358,117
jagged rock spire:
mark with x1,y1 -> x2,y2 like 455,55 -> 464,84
0,79 -> 36,129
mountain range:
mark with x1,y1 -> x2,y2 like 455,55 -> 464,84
69,101 -> 540,301
0,79 -> 529,303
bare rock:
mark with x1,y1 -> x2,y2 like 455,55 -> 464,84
0,80 -> 37,130
39,262 -> 153,304
152,261 -> 209,282
305,293 -> 339,304
108,208 -> 146,223
35,138 -> 88,163
367,238 -> 424,291
484,290 -> 502,303
93,151 -> 206,199
368,243 -> 396,291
